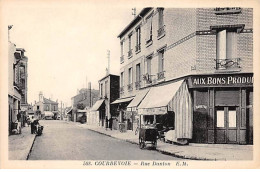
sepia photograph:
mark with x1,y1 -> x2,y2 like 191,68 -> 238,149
0,0 -> 259,169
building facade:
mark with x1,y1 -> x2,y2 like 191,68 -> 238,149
33,92 -> 59,119
8,40 -> 29,135
91,74 -> 120,129
117,8 -> 253,144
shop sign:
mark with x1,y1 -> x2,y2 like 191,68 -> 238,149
189,74 -> 253,88
138,106 -> 167,115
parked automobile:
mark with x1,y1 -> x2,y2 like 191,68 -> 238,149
44,111 -> 54,120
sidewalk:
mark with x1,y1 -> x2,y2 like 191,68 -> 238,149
76,123 -> 253,161
8,126 -> 36,160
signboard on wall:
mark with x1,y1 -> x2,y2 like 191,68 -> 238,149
188,74 -> 253,88
138,106 -> 167,115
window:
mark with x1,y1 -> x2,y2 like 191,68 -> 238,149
120,41 -> 124,56
136,63 -> 141,82
46,106 -> 49,111
37,106 -> 39,110
128,67 -> 133,84
100,83 -> 103,97
216,109 -> 225,128
105,81 -> 108,97
120,72 -> 124,86
146,57 -> 151,75
128,34 -> 133,58
136,63 -> 141,89
136,26 -> 141,52
146,14 -> 153,45
216,29 -> 239,69
157,8 -> 165,38
158,50 -> 165,80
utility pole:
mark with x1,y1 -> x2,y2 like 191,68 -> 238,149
107,50 -> 110,75
132,8 -> 136,18
8,25 -> 13,42
89,82 -> 92,107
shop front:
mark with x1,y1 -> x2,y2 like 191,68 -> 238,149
111,96 -> 134,131
188,73 -> 253,144
138,79 -> 193,144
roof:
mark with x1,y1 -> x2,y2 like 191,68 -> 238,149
43,97 -> 58,104
99,74 -> 119,82
118,8 -> 153,38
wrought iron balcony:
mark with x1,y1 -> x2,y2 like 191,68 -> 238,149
120,55 -> 124,64
120,86 -> 124,94
135,81 -> 141,90
157,71 -> 165,80
127,83 -> 133,91
128,49 -> 133,58
157,25 -> 165,38
215,58 -> 241,70
135,44 -> 141,52
142,73 -> 153,84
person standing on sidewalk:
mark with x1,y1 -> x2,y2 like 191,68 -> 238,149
105,116 -> 108,130
109,117 -> 113,130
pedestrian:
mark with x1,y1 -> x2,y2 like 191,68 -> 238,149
31,116 -> 35,134
109,117 -> 113,130
105,116 -> 108,130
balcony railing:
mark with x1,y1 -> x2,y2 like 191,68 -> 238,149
120,86 -> 124,94
142,73 -> 153,84
135,81 -> 141,90
120,55 -> 124,64
135,44 -> 141,52
215,58 -> 241,70
128,49 -> 133,58
157,71 -> 165,80
127,83 -> 133,91
157,25 -> 165,38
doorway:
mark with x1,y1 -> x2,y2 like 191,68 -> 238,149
215,106 -> 238,144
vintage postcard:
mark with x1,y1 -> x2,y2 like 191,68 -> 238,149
0,0 -> 259,169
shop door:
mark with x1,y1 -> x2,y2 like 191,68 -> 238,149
215,107 -> 238,144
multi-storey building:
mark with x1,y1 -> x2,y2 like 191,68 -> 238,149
116,8 -> 253,144
91,74 -> 119,128
8,38 -> 29,134
69,87 -> 99,122
15,48 -> 29,125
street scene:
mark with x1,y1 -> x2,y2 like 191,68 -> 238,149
6,4 -> 254,164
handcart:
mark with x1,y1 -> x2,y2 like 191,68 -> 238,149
139,126 -> 158,149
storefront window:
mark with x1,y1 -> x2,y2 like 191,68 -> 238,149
216,109 -> 225,127
228,110 -> 236,128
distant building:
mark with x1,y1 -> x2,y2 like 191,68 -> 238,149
70,86 -> 99,122
33,92 -> 59,119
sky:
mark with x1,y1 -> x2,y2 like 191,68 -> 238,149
4,1 -> 140,107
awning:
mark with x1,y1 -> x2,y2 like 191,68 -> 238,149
138,80 -> 184,115
127,89 -> 150,111
91,99 -> 105,111
111,96 -> 134,104
67,108 -> 73,114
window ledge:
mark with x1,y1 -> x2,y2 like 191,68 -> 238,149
146,40 -> 153,48
135,49 -> 141,54
157,33 -> 166,40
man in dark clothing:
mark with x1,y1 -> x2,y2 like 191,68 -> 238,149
109,117 -> 113,130
31,116 -> 35,134
105,117 -> 108,130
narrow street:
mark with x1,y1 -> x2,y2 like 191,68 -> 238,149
28,120 -> 181,160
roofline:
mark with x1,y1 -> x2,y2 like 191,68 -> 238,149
117,8 -> 153,38
98,74 -> 119,82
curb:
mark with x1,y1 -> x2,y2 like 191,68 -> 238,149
26,134 -> 37,160
85,127 -> 217,161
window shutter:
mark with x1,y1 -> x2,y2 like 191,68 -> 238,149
217,30 -> 227,59
226,32 -> 237,59
146,17 -> 152,41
